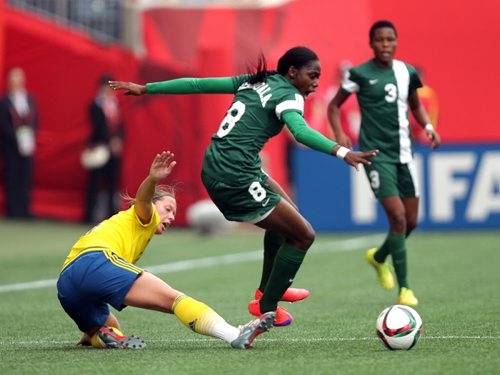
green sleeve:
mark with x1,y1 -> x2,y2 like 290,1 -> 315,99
145,75 -> 249,94
407,64 -> 423,93
282,111 -> 337,155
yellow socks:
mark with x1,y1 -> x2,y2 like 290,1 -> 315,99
172,294 -> 240,343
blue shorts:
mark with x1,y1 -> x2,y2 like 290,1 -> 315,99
57,251 -> 143,333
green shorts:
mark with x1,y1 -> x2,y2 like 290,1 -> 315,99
363,160 -> 420,199
201,171 -> 282,223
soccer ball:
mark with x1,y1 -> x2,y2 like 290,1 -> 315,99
375,305 -> 423,350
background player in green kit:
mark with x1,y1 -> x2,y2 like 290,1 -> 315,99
327,21 -> 441,306
109,46 -> 378,326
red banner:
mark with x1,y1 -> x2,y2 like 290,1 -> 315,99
2,0 -> 500,224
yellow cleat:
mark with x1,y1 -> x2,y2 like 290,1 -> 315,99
398,287 -> 419,306
365,248 -> 395,290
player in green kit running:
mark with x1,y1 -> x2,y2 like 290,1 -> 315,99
327,21 -> 441,306
110,46 -> 378,326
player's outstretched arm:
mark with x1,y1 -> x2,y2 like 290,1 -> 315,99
134,151 -> 177,224
333,144 -> 379,171
109,81 -> 146,96
111,77 -> 237,96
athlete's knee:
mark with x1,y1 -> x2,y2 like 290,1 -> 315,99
296,223 -> 315,250
388,210 -> 407,233
125,273 -> 181,312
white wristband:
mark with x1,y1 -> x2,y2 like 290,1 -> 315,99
336,146 -> 350,160
425,124 -> 434,132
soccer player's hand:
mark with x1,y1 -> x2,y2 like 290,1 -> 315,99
426,128 -> 441,149
343,149 -> 379,171
150,151 -> 177,182
108,81 -> 146,96
77,332 -> 92,346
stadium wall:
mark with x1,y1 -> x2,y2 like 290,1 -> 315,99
293,143 -> 500,231
0,7 -> 211,223
1,0 -> 499,228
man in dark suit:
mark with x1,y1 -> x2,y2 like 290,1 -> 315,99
0,67 -> 38,218
83,75 -> 124,223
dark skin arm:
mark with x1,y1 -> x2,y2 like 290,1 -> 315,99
109,81 -> 146,96
326,98 -> 380,169
327,90 -> 354,149
408,90 -> 441,149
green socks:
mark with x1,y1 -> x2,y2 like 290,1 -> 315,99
383,233 -> 408,289
374,236 -> 390,263
258,231 -> 285,291
259,242 -> 306,313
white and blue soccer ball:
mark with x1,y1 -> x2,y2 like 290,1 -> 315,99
375,304 -> 423,350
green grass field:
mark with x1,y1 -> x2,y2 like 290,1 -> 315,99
0,219 -> 499,374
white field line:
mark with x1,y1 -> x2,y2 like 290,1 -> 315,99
0,234 -> 384,294
3,335 -> 500,347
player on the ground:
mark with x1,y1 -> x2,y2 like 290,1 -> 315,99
327,20 -> 441,306
57,151 -> 274,349
109,46 -> 378,326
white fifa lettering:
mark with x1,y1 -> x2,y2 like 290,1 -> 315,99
430,153 -> 475,222
351,166 -> 377,223
466,152 -> 500,221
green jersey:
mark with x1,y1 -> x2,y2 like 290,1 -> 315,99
146,74 -> 337,185
202,74 -> 305,184
342,59 -> 422,163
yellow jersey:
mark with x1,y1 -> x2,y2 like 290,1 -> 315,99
61,205 -> 159,272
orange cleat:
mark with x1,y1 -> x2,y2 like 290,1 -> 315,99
254,287 -> 310,303
248,299 -> 293,327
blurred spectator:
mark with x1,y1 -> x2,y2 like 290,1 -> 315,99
0,67 -> 38,218
409,66 -> 439,143
82,75 -> 124,224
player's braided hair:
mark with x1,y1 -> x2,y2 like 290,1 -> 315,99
246,46 -> 319,85
246,52 -> 278,84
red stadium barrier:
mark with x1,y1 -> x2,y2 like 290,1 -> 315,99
1,0 -> 499,224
